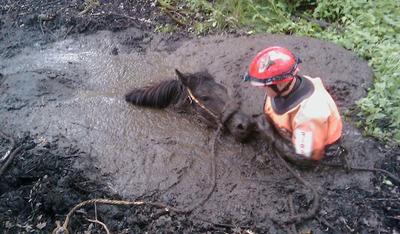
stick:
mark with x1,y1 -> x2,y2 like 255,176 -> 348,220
273,154 -> 320,224
288,194 -> 297,234
0,130 -> 23,176
196,217 -> 250,229
179,126 -> 221,212
53,128 -> 222,234
316,216 -> 339,233
52,199 -> 155,234
0,145 -> 23,176
320,163 -> 400,185
164,10 -> 186,26
86,219 -> 110,234
0,130 -> 15,162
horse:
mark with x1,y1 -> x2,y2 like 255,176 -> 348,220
125,69 -> 255,142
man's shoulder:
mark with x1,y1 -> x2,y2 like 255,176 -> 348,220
295,90 -> 331,122
302,75 -> 323,85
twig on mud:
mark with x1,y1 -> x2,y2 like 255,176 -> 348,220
94,203 -> 98,222
320,163 -> 400,185
39,0 -> 64,9
288,194 -> 298,234
53,128 -> 222,234
316,216 -> 339,233
39,21 -> 45,35
78,0 -> 100,16
52,199 -> 167,234
157,1 -> 189,26
0,147 -> 23,176
0,130 -> 15,162
63,26 -> 74,39
0,130 -> 23,176
109,12 -> 154,25
389,215 -> 400,221
365,197 -> 400,201
244,177 -> 282,184
179,126 -> 221,212
86,202 -> 111,233
197,218 -> 251,230
293,14 -> 332,29
164,10 -> 186,27
86,218 -> 110,234
272,153 -> 320,225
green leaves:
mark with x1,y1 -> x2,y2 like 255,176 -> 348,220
157,0 -> 400,144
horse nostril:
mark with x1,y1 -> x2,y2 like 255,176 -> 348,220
237,123 -> 244,130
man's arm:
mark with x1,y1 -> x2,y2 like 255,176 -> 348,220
255,115 -> 319,165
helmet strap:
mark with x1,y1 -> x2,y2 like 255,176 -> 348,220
270,78 -> 294,97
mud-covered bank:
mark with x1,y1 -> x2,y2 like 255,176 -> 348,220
1,1 -> 399,233
0,0 -> 173,58
0,134 -> 213,233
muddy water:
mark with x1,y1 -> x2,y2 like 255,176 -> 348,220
0,31 -> 213,200
1,30 -> 382,227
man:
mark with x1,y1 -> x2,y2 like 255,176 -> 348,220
244,46 -> 343,164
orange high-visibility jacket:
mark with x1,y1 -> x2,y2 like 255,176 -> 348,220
264,76 -> 343,160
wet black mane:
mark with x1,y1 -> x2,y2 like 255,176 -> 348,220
125,80 -> 184,108
125,70 -> 254,142
124,70 -> 216,109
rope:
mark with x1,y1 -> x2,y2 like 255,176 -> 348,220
272,153 -> 320,224
186,87 -> 219,120
320,162 -> 400,185
53,85 -> 235,233
52,127 -> 222,233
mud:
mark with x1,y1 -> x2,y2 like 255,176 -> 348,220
0,0 -> 165,58
1,2 -> 399,233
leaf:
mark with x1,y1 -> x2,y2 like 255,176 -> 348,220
382,178 -> 393,186
36,222 -> 47,230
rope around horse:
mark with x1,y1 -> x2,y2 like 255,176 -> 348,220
53,85 -> 236,233
186,87 -> 219,120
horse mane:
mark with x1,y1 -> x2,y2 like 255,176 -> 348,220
125,80 -> 184,108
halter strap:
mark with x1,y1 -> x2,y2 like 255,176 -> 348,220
186,88 -> 219,120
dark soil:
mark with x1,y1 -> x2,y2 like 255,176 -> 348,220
0,0 -> 170,58
0,134 -> 211,233
1,0 -> 399,234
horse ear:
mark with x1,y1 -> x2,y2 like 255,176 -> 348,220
175,69 -> 188,86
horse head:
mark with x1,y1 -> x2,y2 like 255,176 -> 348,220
175,69 -> 254,142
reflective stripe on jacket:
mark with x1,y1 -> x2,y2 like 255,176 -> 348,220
264,76 -> 343,160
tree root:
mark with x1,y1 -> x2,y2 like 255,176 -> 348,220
287,194 -> 298,234
178,126 -> 221,212
52,198 -> 197,234
52,127 -> 222,234
316,216 -> 340,233
86,218 -> 110,234
0,130 -> 15,158
0,130 -> 23,176
196,217 -> 250,230
272,153 -> 320,225
320,162 -> 400,185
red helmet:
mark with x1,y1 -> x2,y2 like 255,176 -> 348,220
244,46 -> 301,86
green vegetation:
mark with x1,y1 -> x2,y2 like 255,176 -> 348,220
157,0 -> 400,144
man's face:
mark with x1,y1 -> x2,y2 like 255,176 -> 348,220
263,82 -> 290,98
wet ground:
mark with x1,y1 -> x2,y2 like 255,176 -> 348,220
1,1 -> 399,233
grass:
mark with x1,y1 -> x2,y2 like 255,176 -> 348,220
157,0 -> 400,144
